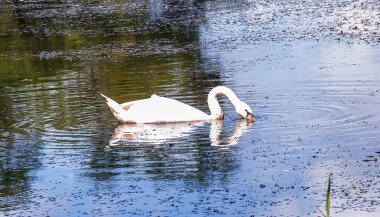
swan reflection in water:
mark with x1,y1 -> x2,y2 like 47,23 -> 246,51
107,120 -> 252,147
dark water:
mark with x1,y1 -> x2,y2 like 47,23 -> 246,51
1,0 -> 380,216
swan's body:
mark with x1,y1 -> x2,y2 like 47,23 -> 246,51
101,86 -> 254,124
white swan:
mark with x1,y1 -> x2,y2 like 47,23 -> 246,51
100,86 -> 254,124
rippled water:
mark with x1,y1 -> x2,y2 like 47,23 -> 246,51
1,0 -> 380,216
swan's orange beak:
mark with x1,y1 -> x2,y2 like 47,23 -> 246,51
246,113 -> 254,122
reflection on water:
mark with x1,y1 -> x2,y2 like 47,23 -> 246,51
149,0 -> 164,20
1,0 -> 380,216
109,119 -> 251,146
89,120 -> 245,182
209,120 -> 252,146
109,122 -> 204,146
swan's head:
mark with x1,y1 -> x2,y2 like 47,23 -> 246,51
235,101 -> 254,122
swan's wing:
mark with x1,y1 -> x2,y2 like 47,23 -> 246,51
120,95 -> 160,110
127,96 -> 209,123
120,98 -> 150,110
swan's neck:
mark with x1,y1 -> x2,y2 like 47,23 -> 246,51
207,86 -> 241,119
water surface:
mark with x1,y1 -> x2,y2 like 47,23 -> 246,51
1,0 -> 380,216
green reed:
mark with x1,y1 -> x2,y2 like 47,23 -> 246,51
318,172 -> 332,217
326,172 -> 332,217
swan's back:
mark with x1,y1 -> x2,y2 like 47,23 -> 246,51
126,95 -> 209,123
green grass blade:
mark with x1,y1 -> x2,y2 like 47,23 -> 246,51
326,172 -> 332,217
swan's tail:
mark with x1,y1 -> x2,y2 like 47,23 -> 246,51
100,93 -> 129,122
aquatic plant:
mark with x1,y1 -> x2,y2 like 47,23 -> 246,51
318,172 -> 332,217
326,172 -> 332,217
